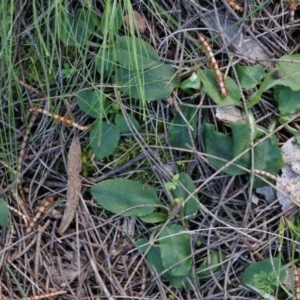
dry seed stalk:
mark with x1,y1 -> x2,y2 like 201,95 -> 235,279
253,169 -> 300,205
7,204 -> 29,227
294,266 -> 300,300
197,34 -> 229,97
29,106 -> 90,131
226,0 -> 244,12
20,290 -> 67,300
26,197 -> 54,234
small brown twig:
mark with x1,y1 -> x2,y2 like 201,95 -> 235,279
26,197 -> 54,234
20,290 -> 67,300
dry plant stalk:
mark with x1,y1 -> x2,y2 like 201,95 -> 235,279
26,197 -> 54,233
294,266 -> 300,300
226,0 -> 244,12
14,109 -> 40,221
197,34 -> 229,97
57,135 -> 82,235
20,290 -> 67,300
29,107 -> 90,131
7,204 -> 28,227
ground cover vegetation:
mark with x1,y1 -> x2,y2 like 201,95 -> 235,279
1,0 -> 300,299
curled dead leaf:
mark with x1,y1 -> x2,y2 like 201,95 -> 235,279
58,135 -> 82,235
123,11 -> 147,33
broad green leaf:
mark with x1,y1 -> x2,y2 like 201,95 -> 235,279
95,48 -> 115,78
276,54 -> 300,90
203,122 -> 250,175
114,114 -> 141,133
115,36 -> 160,69
0,198 -> 9,228
137,238 -> 199,290
90,120 -> 120,159
168,105 -> 197,148
231,123 -> 251,158
197,69 -> 241,106
91,179 -> 160,216
203,123 -> 283,187
99,2 -> 122,35
158,224 -> 192,277
114,63 -> 178,101
252,135 -> 284,187
248,54 -> 300,108
241,257 -> 287,295
170,173 -> 199,219
76,90 -> 108,118
274,86 -> 300,115
247,69 -> 287,108
236,64 -> 264,90
139,212 -> 168,223
57,7 -> 98,46
198,250 -> 226,276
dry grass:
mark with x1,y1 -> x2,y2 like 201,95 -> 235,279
1,0 -> 300,299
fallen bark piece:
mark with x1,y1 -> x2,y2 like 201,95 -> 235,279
58,135 -> 82,235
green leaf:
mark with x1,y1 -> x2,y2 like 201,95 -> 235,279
168,105 -> 197,148
95,48 -> 115,78
276,54 -> 300,90
76,90 -> 108,118
241,257 -> 287,295
247,69 -> 282,108
197,69 -> 241,106
139,212 -> 168,223
114,114 -> 141,133
274,86 -> 300,115
58,7 -> 97,46
248,54 -> 300,108
0,198 -> 9,228
158,224 -> 192,277
180,72 -> 202,94
279,117 -> 300,144
203,122 -> 283,187
137,238 -> 199,290
91,179 -> 160,216
112,36 -> 178,101
114,63 -> 178,101
203,122 -> 250,175
198,250 -> 226,277
252,135 -> 284,187
170,173 -> 199,219
236,64 -> 264,90
90,120 -> 120,159
115,36 -> 160,69
99,2 -> 122,35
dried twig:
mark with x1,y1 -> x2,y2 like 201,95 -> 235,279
20,290 -> 67,300
26,197 -> 54,234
